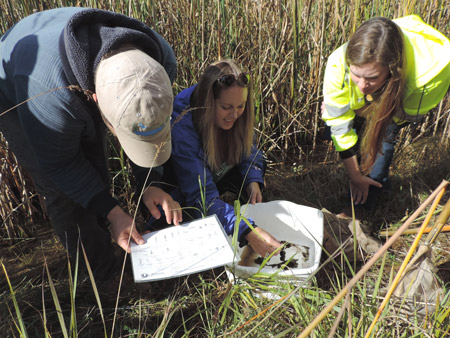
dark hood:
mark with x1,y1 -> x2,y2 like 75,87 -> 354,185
59,8 -> 164,92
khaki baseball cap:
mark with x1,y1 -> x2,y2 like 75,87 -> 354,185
95,45 -> 173,167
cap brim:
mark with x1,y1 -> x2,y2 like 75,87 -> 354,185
116,123 -> 171,168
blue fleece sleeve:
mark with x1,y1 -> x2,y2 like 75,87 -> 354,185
171,117 -> 254,244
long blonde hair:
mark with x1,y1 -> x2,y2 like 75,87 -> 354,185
346,17 -> 405,174
190,59 -> 254,172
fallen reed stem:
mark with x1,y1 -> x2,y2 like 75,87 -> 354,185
297,179 -> 449,338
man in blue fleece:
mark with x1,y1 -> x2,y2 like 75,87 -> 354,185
0,7 -> 182,281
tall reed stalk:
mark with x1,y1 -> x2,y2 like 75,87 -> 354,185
2,1 -> 448,235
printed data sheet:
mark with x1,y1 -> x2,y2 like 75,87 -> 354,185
130,215 -> 236,282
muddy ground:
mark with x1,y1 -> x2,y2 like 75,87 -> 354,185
1,136 -> 450,335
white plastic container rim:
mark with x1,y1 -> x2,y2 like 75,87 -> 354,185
226,200 -> 324,281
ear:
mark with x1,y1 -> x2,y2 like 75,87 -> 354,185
92,93 -> 98,103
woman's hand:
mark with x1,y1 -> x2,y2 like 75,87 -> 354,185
246,182 -> 263,204
342,156 -> 382,204
349,174 -> 382,204
142,186 -> 182,225
245,227 -> 281,257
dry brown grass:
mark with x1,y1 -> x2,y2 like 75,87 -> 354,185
1,1 -> 450,336
1,1 -> 450,238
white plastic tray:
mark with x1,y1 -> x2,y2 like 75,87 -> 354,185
226,200 -> 323,282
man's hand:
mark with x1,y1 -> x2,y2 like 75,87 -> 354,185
107,205 -> 144,253
245,227 -> 281,257
142,186 -> 182,225
246,182 -> 263,204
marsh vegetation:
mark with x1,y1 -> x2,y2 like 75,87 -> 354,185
1,0 -> 450,337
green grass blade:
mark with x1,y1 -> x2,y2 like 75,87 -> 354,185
2,262 -> 29,338
79,242 -> 108,338
44,260 -> 68,338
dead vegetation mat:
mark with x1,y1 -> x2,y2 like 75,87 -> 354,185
1,136 -> 450,335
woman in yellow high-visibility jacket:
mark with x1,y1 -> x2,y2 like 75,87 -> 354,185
322,15 -> 450,218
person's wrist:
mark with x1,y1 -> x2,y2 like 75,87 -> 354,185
348,171 -> 362,181
143,185 -> 159,200
345,162 -> 361,180
107,205 -> 125,222
244,230 -> 254,241
240,224 -> 256,247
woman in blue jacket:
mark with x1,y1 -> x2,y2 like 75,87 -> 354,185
167,59 -> 281,257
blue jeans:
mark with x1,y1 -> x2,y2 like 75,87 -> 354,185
361,120 -> 406,209
324,118 -> 407,209
368,121 -> 404,185
0,107 -> 118,281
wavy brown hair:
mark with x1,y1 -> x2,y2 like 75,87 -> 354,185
190,59 -> 254,172
346,17 -> 406,174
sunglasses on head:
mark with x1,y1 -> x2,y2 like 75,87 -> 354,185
216,72 -> 250,87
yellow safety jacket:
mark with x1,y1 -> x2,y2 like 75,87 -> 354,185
323,15 -> 450,152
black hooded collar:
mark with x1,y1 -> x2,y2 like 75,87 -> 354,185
59,8 -> 164,92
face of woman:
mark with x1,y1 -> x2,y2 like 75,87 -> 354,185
349,62 -> 390,95
214,85 -> 248,130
